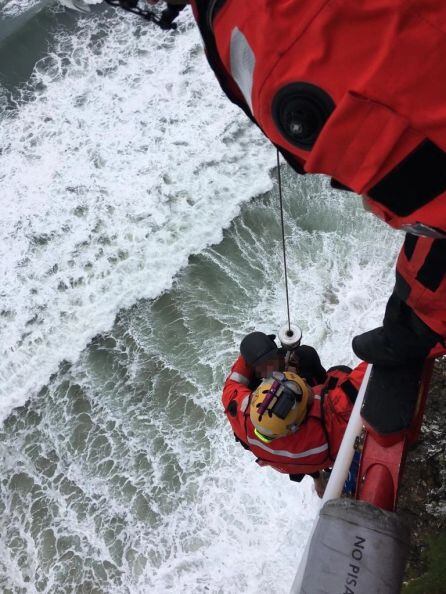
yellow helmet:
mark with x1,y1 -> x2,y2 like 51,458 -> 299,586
250,371 -> 310,442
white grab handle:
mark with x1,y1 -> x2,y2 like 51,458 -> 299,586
290,363 -> 373,594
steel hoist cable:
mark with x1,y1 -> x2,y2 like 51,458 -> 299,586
276,149 -> 292,334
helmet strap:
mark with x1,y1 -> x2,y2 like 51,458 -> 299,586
254,428 -> 275,443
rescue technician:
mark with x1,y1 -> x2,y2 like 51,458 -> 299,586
224,332 -> 365,496
153,0 -> 446,367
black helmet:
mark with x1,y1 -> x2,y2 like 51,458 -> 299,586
240,332 -> 281,366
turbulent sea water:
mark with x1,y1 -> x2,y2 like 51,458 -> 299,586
0,2 -> 402,592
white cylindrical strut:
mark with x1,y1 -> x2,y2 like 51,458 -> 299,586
321,362 -> 372,503
290,363 -> 373,594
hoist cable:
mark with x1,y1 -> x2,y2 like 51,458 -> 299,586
276,149 -> 292,334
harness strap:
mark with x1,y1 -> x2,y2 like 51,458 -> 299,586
340,379 -> 359,404
326,375 -> 339,390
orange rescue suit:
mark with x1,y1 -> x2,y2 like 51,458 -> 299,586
222,356 -> 367,476
191,0 -> 446,357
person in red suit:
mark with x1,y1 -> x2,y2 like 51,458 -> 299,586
223,332 -> 366,495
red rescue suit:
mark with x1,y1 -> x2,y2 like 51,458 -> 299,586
191,0 -> 446,357
222,356 -> 367,476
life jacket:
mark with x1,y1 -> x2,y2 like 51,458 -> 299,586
223,358 -> 367,476
191,0 -> 446,238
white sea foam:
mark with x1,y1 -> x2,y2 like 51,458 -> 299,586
0,0 -> 48,18
0,13 -> 274,422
